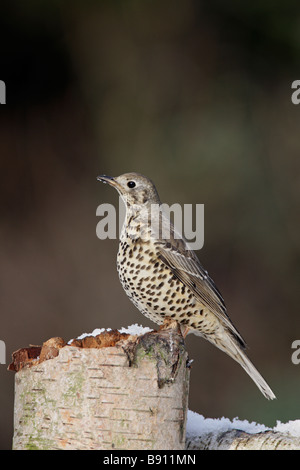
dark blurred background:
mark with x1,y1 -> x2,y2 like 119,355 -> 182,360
1,0 -> 300,449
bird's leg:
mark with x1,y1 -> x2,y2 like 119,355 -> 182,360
159,317 -> 188,338
181,326 -> 190,338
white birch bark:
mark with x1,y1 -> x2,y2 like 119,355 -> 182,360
186,429 -> 300,450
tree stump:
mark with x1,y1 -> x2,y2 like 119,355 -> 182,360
186,428 -> 300,450
9,320 -> 190,450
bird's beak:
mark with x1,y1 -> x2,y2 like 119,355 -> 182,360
97,175 -> 118,187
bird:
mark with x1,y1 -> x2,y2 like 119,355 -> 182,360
97,172 -> 276,400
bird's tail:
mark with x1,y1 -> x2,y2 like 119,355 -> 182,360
205,329 -> 276,400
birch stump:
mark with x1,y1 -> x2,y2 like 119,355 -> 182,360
186,429 -> 300,450
9,319 -> 190,450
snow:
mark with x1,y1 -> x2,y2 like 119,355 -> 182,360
186,410 -> 269,436
118,324 -> 153,335
68,323 -> 153,344
186,411 -> 300,438
274,420 -> 300,437
74,328 -> 109,341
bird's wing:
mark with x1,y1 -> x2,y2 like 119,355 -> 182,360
155,217 -> 246,349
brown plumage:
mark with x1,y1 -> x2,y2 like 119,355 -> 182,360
97,172 -> 276,400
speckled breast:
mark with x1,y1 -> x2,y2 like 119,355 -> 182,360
116,235 -> 199,327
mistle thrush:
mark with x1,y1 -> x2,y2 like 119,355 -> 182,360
97,172 -> 275,400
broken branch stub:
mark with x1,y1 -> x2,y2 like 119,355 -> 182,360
10,320 -> 190,450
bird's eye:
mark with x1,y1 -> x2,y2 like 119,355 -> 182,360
127,181 -> 136,188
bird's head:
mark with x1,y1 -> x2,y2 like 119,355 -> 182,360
97,172 -> 161,207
